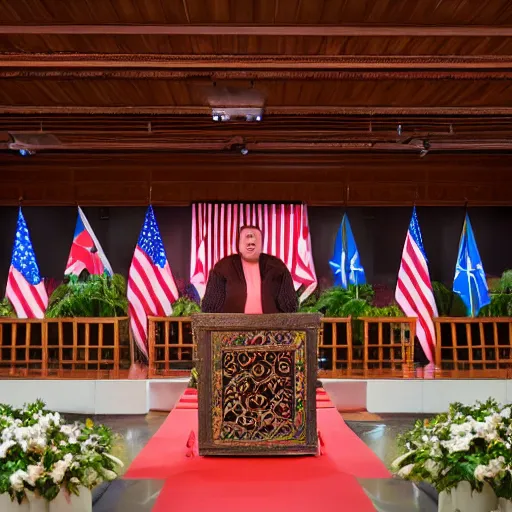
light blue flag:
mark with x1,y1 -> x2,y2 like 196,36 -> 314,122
329,213 -> 366,288
453,214 -> 490,316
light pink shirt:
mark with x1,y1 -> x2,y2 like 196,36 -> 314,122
241,259 -> 263,314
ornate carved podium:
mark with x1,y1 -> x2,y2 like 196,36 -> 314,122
192,313 -> 320,456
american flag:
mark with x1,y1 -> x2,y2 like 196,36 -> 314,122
395,207 -> 438,363
190,203 -> 317,302
127,206 -> 179,357
6,208 -> 48,319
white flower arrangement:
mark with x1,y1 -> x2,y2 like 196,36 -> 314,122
0,400 -> 124,504
391,398 -> 512,499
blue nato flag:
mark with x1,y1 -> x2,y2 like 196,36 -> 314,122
453,214 -> 490,317
329,213 -> 366,288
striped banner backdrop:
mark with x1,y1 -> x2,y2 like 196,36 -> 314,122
190,203 -> 317,302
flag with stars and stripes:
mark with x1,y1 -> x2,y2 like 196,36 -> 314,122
395,207 -> 438,363
127,206 -> 179,357
6,208 -> 48,319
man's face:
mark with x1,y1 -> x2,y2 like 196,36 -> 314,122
238,228 -> 262,262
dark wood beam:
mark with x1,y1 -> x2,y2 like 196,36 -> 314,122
1,24 -> 512,37
2,106 -> 512,116
0,69 -> 510,80
1,54 -> 512,70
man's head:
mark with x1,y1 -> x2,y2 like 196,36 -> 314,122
238,226 -> 262,262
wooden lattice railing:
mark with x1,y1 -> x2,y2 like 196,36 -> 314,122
147,316 -> 195,378
3,316 -> 512,378
435,317 -> 512,372
0,317 -> 131,378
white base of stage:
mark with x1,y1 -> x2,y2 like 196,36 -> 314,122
2,378 -> 512,415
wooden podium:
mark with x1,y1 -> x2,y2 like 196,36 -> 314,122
192,313 -> 320,456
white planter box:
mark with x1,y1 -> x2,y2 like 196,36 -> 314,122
499,497 -> 512,512
0,493 -> 31,511
438,481 -> 497,512
49,487 -> 92,512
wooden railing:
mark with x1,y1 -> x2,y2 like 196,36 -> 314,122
0,317 -> 130,378
3,316 -> 512,378
147,316 -> 195,378
435,317 -> 512,372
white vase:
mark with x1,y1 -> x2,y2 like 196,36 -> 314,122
438,481 -> 497,512
499,497 -> 512,512
0,493 -> 30,511
26,490 -> 49,512
48,487 -> 92,512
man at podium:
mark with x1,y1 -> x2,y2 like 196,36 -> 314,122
201,225 -> 298,314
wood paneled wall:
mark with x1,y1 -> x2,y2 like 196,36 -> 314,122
0,152 -> 511,206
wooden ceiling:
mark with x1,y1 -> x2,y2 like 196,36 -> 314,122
0,0 -> 512,185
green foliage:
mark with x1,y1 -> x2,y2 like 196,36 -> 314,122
46,273 -> 128,318
0,297 -> 16,318
188,367 -> 198,389
301,285 -> 402,344
432,281 -> 467,317
392,398 -> 512,497
0,400 -> 123,503
171,297 -> 201,317
310,285 -> 375,317
479,269 -> 512,318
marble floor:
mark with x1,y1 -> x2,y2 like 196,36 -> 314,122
81,411 -> 437,511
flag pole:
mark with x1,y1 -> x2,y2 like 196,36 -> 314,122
347,184 -> 358,298
463,200 -> 475,318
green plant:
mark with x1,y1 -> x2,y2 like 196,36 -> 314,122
432,281 -> 467,317
188,367 -> 198,389
171,297 -> 201,317
392,398 -> 512,499
46,273 -> 128,318
479,270 -> 512,317
304,285 -> 402,344
0,400 -> 123,503
312,285 -> 374,317
0,297 -> 16,318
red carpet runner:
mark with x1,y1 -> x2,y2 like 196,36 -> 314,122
125,389 -> 390,511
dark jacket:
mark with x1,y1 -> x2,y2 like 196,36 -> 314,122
201,253 -> 298,314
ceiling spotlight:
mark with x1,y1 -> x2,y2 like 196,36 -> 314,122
211,107 -> 263,122
397,124 -> 402,136
240,147 -> 249,156
19,149 -> 35,157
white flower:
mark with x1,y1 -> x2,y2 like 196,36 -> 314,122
100,468 -> 118,481
391,451 -> 415,469
0,440 -> 16,458
474,457 -> 506,481
82,467 -> 99,487
104,453 -> 124,468
50,454 -> 74,484
424,459 -> 441,478
10,470 -> 28,491
24,464 -> 44,487
501,407 -> 511,419
398,464 -> 415,478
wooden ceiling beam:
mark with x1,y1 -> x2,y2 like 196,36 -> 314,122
0,69 -> 510,80
3,106 -> 512,116
1,24 -> 512,37
1,54 -> 512,70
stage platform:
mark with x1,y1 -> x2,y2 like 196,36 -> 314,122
2,374 -> 512,415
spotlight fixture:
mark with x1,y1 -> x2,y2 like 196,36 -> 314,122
240,146 -> 249,156
212,107 -> 263,122
19,149 -> 35,157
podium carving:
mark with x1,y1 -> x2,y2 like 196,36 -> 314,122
192,313 -> 320,456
